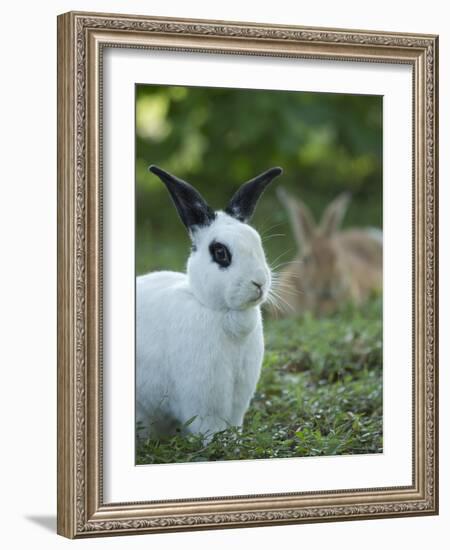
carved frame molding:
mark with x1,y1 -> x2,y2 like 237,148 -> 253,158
57,11 -> 438,538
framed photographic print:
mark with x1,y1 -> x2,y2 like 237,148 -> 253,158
57,11 -> 439,538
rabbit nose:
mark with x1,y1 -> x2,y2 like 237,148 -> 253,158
252,281 -> 263,298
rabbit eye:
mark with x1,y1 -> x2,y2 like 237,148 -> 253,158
209,241 -> 232,268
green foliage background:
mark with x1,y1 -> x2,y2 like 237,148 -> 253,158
135,84 -> 383,463
136,85 -> 382,274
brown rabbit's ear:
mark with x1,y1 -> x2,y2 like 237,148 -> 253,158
277,188 -> 315,252
319,192 -> 351,237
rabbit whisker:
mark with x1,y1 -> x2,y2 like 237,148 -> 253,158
259,221 -> 284,238
270,263 -> 305,274
271,277 -> 306,296
268,289 -> 296,312
266,297 -> 287,314
270,249 -> 294,270
266,289 -> 285,309
271,286 -> 299,297
264,296 -> 282,316
272,273 -> 304,283
262,233 -> 286,242
274,259 -> 305,269
271,278 -> 298,291
271,279 -> 299,291
270,275 -> 303,290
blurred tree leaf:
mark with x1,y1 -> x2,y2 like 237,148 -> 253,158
136,85 -> 382,274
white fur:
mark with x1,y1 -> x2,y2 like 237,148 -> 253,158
136,212 -> 271,440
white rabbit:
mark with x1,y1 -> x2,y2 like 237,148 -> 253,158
136,165 -> 282,441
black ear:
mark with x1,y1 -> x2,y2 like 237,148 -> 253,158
149,165 -> 216,231
225,167 -> 283,223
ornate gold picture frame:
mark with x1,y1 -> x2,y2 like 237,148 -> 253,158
57,11 -> 438,538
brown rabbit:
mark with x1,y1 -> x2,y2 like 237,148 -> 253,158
271,188 -> 382,316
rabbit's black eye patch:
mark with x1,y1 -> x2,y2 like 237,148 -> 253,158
209,241 -> 232,268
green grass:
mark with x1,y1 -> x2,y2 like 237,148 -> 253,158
136,297 -> 382,464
